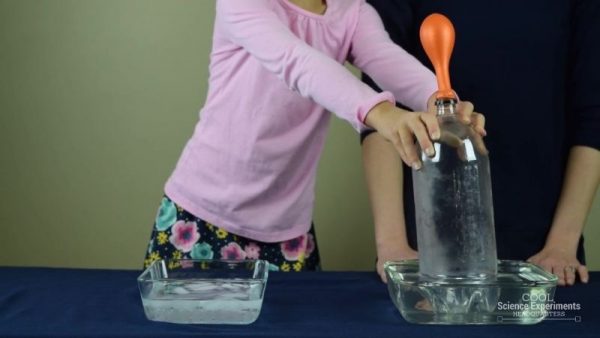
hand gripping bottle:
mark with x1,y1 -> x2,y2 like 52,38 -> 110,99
414,14 -> 497,281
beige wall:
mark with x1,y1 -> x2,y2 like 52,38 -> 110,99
0,0 -> 598,270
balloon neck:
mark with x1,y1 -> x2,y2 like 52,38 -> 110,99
435,89 -> 456,101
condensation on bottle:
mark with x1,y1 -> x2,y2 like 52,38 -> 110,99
413,99 -> 498,281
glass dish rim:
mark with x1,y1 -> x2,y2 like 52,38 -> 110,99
384,259 -> 558,287
137,258 -> 269,284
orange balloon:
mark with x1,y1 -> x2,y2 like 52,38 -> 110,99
420,14 -> 456,100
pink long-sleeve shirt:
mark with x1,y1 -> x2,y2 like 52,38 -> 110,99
165,0 -> 437,242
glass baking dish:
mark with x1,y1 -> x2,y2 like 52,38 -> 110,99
384,259 -> 558,325
138,259 -> 268,324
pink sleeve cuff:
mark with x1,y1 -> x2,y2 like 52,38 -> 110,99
356,91 -> 396,132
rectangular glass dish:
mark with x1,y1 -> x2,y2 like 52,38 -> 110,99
384,260 -> 558,325
138,259 -> 268,324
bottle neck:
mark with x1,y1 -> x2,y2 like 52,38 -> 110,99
435,98 -> 457,116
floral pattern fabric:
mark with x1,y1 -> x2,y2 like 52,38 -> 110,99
144,196 -> 321,272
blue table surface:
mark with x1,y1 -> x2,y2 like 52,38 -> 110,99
0,267 -> 598,338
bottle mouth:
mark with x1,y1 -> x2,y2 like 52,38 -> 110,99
435,98 -> 457,107
435,98 -> 457,116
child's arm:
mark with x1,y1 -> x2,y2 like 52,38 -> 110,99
217,1 -> 468,164
216,0 -> 395,132
348,1 -> 437,113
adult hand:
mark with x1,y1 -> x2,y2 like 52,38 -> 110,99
376,244 -> 418,283
527,246 -> 589,286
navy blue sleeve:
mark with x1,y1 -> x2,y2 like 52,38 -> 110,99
568,0 -> 600,150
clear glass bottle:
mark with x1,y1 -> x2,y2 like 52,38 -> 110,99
412,98 -> 497,281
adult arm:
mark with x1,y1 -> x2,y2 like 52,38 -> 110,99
528,0 -> 600,285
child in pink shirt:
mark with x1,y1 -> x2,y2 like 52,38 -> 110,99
144,0 -> 483,273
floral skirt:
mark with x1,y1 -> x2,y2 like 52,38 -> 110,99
144,196 -> 321,272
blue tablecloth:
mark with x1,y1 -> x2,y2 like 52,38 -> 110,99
0,267 -> 598,337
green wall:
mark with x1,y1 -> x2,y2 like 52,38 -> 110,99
0,0 -> 598,270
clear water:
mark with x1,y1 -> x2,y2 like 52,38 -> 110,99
386,261 -> 557,325
422,284 -> 499,314
395,284 -> 551,325
141,281 -> 264,324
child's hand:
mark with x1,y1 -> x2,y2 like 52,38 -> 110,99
376,244 -> 418,283
527,246 -> 589,286
364,95 -> 486,168
365,101 -> 437,170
